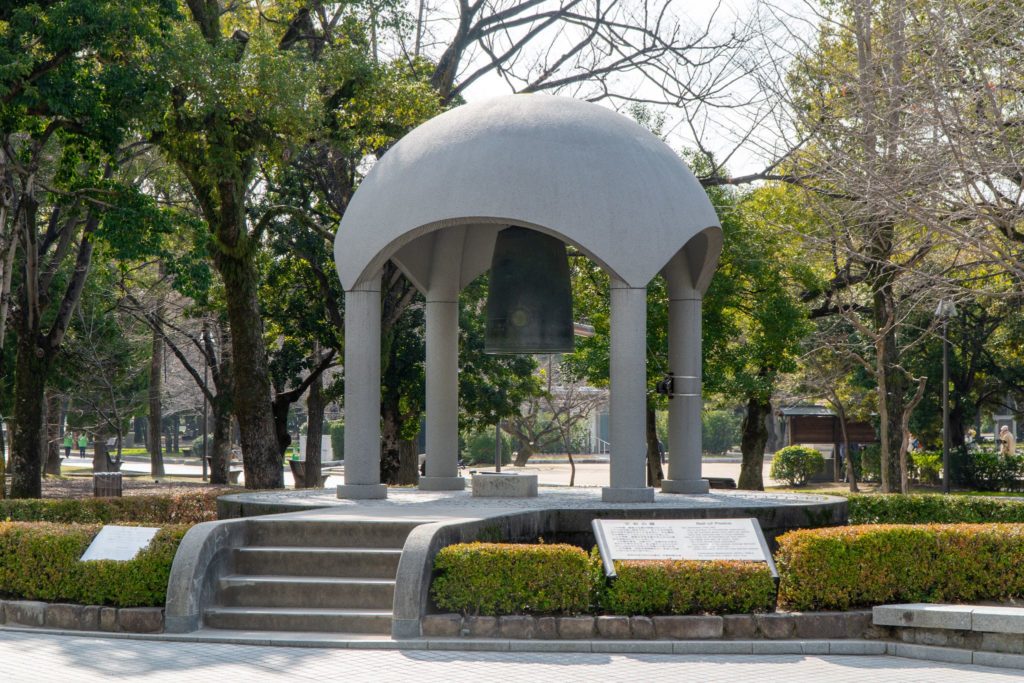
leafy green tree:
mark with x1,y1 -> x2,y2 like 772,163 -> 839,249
0,0 -> 177,497
703,183 -> 812,490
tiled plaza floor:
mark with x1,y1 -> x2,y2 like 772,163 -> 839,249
1,631 -> 1020,682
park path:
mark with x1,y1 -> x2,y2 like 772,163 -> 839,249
0,631 -> 1020,682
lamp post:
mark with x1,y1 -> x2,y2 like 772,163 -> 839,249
935,300 -> 957,494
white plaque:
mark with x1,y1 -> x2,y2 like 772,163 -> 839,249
80,526 -> 161,562
592,518 -> 777,577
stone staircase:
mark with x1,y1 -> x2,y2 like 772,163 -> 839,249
202,518 -> 427,635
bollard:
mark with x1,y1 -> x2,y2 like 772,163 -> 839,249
93,472 -> 123,497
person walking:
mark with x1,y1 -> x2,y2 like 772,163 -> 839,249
1000,425 -> 1017,456
78,433 -> 88,458
63,432 -> 74,459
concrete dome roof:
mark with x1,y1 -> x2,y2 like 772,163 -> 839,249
335,94 -> 721,292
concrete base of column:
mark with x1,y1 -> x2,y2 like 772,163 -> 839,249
418,476 -> 466,491
601,486 -> 655,503
661,478 -> 710,495
336,483 -> 388,499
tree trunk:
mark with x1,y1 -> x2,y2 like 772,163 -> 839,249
0,414 -> 6,499
10,329 -> 49,498
396,438 -> 419,486
92,439 -> 112,473
513,440 -> 535,467
209,400 -> 233,485
830,395 -> 859,493
645,404 -> 663,487
43,391 -> 62,476
739,397 -> 770,490
172,414 -> 180,453
873,282 -> 907,493
148,322 -> 166,478
303,368 -> 325,488
216,249 -> 281,489
380,399 -> 401,485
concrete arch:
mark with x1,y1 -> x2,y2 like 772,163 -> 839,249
335,95 -> 721,292
334,95 -> 722,502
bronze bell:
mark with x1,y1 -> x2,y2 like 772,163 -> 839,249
485,226 -> 574,354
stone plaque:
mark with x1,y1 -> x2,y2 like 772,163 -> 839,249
80,525 -> 161,562
592,518 -> 776,577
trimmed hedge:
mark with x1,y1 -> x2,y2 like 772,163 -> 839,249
0,522 -> 188,607
847,494 -> 1024,524
431,542 -> 777,616
603,560 -> 776,615
770,446 -> 825,486
0,489 -> 224,524
776,523 -> 1024,611
432,542 -> 593,615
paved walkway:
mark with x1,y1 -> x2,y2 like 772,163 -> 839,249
59,456 -> 782,489
0,631 -> 1019,682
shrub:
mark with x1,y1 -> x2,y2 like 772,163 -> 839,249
462,430 -> 512,466
0,489 -> 223,524
770,446 -> 825,486
911,451 -> 942,485
432,542 -> 594,615
0,522 -> 189,607
776,523 -> 1024,611
603,560 -> 776,615
702,410 -> 740,455
847,493 -> 1024,524
963,449 -> 1024,491
329,421 -> 345,460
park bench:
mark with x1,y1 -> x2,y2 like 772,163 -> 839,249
288,459 -> 328,488
706,477 -> 736,489
204,456 -> 242,484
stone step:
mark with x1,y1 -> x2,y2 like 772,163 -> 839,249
245,519 -> 425,549
233,546 -> 403,578
203,606 -> 392,634
874,604 -> 1024,634
218,575 -> 395,609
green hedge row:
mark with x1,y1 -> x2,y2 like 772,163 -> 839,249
0,522 -> 188,607
432,543 -> 595,615
776,523 -> 1024,611
604,560 -> 776,615
431,542 -> 775,616
0,489 -> 224,524
846,494 -> 1024,524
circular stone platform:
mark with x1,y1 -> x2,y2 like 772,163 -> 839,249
217,487 -> 847,545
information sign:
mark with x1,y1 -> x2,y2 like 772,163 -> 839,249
80,525 -> 161,562
592,518 -> 776,577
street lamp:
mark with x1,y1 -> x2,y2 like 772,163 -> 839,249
935,300 -> 957,494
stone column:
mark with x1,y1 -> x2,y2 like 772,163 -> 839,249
337,274 -> 387,499
602,279 -> 655,503
662,256 -> 709,494
420,294 -> 465,490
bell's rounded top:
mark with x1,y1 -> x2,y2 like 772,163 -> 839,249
336,94 -> 721,291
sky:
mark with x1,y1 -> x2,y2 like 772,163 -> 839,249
446,0 -> 810,179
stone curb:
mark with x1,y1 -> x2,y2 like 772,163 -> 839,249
423,611 -> 880,641
0,600 -> 163,634
2,627 -> 1020,670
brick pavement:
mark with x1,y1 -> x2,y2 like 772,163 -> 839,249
2,631 -> 1021,682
